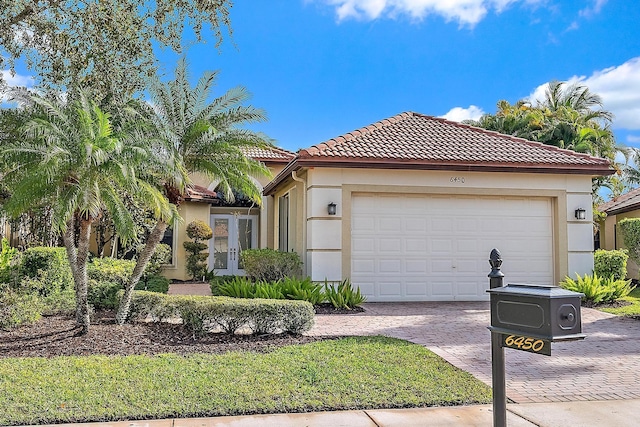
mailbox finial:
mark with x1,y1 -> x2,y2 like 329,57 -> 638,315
488,248 -> 504,287
489,248 -> 502,270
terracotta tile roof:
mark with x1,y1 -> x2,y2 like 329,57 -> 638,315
599,187 -> 640,214
242,146 -> 296,162
298,112 -> 612,171
185,185 -> 218,203
263,112 -> 613,196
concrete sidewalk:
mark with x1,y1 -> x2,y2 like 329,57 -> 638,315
27,399 -> 640,427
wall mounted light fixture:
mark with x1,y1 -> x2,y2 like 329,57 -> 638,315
328,202 -> 337,215
575,208 -> 586,220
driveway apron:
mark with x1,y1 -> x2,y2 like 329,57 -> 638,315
308,302 -> 640,403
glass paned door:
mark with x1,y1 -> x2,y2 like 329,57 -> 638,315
210,214 -> 257,275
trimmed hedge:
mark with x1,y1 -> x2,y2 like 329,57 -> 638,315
126,291 -> 315,336
594,249 -> 628,281
240,249 -> 302,282
87,257 -> 135,286
18,247 -> 72,296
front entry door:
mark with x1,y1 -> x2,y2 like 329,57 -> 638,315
210,214 -> 258,275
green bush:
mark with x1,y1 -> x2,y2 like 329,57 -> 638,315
0,238 -> 17,283
560,273 -> 636,304
240,248 -> 302,282
594,249 -> 628,280
127,291 -> 314,336
87,257 -> 135,287
18,247 -> 72,296
218,276 -> 256,298
209,275 -> 238,295
184,220 -> 213,280
88,280 -> 122,309
280,277 -> 325,305
138,242 -> 172,278
41,287 -> 76,316
324,279 -> 366,309
135,274 -> 170,294
0,290 -> 45,330
618,218 -> 640,273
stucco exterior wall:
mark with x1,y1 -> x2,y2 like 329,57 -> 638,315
297,168 -> 594,285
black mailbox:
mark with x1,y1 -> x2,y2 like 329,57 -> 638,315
487,283 -> 585,342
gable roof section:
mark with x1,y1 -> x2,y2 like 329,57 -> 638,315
599,187 -> 640,215
243,146 -> 296,163
264,111 -> 613,195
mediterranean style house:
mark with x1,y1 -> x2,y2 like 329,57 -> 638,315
168,112 -> 612,302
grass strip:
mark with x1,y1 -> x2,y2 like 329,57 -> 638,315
0,336 -> 491,425
599,287 -> 640,316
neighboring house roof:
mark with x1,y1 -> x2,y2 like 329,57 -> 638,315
599,187 -> 640,215
185,185 -> 219,204
264,111 -> 613,195
242,146 -> 296,163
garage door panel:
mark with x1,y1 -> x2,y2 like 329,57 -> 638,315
352,237 -> 375,252
379,259 -> 402,273
352,194 -> 554,302
406,281 -> 428,296
406,259 -> 427,273
379,238 -> 402,253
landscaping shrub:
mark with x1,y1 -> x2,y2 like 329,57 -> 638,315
560,273 -> 636,304
0,238 -> 17,284
40,287 -> 76,316
618,218 -> 640,272
135,274 -> 170,294
217,276 -> 256,298
324,279 -> 366,309
280,277 -> 325,305
240,248 -> 302,282
0,290 -> 45,329
88,280 -> 122,310
209,274 -> 238,295
127,291 -> 314,336
87,257 -> 135,287
594,249 -> 628,281
183,220 -> 213,280
140,243 -> 172,277
18,247 -> 72,296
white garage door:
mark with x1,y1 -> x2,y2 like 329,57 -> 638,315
351,194 -> 554,301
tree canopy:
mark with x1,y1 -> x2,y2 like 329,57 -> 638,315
0,0 -> 233,102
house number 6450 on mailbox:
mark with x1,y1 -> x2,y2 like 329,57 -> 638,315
502,334 -> 551,356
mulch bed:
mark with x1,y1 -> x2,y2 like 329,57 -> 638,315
582,300 -> 632,309
0,310 -> 344,359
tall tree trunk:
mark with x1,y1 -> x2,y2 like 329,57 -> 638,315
75,218 -> 92,334
116,219 -> 168,325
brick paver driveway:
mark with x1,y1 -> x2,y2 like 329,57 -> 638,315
308,302 -> 640,403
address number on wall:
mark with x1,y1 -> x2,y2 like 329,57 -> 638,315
450,177 -> 465,183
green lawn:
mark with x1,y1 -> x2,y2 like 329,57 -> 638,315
599,287 -> 640,316
0,336 -> 491,425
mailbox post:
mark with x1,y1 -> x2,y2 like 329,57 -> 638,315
487,249 -> 585,427
488,249 -> 506,427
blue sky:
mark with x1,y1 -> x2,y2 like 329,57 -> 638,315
4,0 -> 640,153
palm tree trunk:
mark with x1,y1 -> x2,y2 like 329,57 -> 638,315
62,215 -> 92,334
75,218 -> 92,334
116,219 -> 168,325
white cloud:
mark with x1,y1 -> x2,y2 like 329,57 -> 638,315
528,57 -> 640,130
323,0 -> 531,26
439,105 -> 485,122
1,70 -> 34,87
1,70 -> 35,102
628,135 -> 640,144
579,0 -> 608,18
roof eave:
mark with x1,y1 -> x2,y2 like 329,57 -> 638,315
263,157 -> 613,196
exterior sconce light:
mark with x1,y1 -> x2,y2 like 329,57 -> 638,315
328,202 -> 337,216
575,208 -> 586,220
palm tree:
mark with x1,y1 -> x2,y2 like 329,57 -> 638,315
1,89 -> 172,333
115,59 -> 273,323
